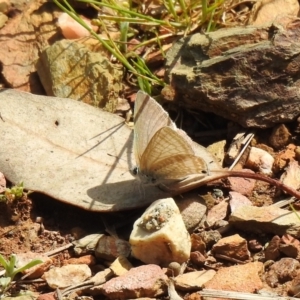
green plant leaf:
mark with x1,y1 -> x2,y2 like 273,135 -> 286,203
5,254 -> 17,278
0,277 -> 11,289
11,259 -> 43,279
0,254 -> 10,273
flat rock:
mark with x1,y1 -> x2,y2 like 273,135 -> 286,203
230,205 -> 300,237
36,40 -> 122,112
43,264 -> 92,289
206,200 -> 228,225
204,262 -> 263,292
174,270 -> 216,291
99,265 -> 168,299
165,25 -> 300,128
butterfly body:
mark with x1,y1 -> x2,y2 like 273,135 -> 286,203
132,91 -> 209,189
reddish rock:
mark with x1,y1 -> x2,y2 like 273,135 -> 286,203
64,255 -> 96,266
265,257 -> 300,287
264,235 -> 281,261
190,251 -> 206,267
204,262 -> 263,292
95,235 -> 131,260
100,265 -> 168,299
57,12 -> 95,39
206,200 -> 228,225
273,144 -> 296,173
190,234 -> 206,253
269,124 -> 292,150
0,0 -> 61,93
227,170 -> 256,196
288,270 -> 300,296
280,234 -> 300,259
37,293 -> 55,300
212,234 -> 250,262
248,239 -> 263,252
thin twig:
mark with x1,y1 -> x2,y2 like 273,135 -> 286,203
45,243 -> 73,257
229,131 -> 255,170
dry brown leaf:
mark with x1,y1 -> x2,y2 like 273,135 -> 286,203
0,89 -> 169,211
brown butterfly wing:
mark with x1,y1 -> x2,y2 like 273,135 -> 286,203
140,127 -> 208,181
134,91 -> 176,166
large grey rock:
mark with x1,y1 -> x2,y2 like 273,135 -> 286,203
165,25 -> 300,128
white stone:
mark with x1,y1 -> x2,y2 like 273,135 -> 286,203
130,198 -> 191,266
43,264 -> 91,289
245,146 -> 274,175
280,160 -> 300,191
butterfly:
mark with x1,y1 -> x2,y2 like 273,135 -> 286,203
130,92 -> 300,200
131,91 -> 212,191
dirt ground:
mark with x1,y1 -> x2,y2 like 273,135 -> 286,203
1,0 -> 300,299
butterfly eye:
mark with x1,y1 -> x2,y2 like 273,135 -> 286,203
151,177 -> 157,184
130,167 -> 138,176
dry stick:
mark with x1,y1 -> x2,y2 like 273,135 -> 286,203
167,170 -> 300,200
228,132 -> 255,171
